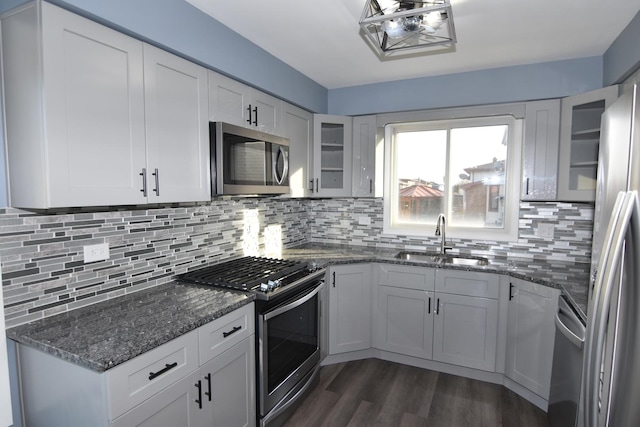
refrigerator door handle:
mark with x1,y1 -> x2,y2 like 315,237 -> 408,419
584,191 -> 637,427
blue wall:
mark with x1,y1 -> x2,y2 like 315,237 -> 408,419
604,10 -> 640,86
327,56 -> 604,115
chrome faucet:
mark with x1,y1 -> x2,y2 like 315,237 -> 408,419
435,213 -> 452,255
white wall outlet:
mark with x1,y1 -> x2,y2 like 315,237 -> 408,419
358,216 -> 371,226
537,223 -> 555,239
83,243 -> 110,263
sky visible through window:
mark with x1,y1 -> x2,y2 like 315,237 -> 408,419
396,125 -> 507,185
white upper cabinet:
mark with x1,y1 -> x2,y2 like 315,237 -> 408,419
311,114 -> 353,197
0,2 -> 210,208
352,115 -> 377,197
522,100 -> 561,200
557,86 -> 619,202
143,45 -> 210,203
208,71 -> 281,135
282,103 -> 313,198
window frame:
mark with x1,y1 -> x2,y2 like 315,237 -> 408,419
383,115 -> 523,242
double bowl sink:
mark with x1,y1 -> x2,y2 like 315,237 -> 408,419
395,251 -> 490,267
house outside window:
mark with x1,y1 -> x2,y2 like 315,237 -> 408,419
383,115 -> 522,242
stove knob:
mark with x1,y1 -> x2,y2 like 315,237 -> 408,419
260,282 -> 269,292
273,279 -> 282,289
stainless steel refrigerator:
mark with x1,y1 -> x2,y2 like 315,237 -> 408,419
580,83 -> 640,426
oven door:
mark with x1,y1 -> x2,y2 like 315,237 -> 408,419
258,281 -> 323,418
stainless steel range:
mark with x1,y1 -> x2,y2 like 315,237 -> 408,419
180,256 -> 325,427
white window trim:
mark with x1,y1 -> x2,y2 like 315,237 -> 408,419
383,115 -> 523,242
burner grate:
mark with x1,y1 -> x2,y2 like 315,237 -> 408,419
180,256 -> 306,290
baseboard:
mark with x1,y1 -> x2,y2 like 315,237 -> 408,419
503,377 -> 548,411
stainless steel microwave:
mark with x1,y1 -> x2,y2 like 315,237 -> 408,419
211,122 -> 290,195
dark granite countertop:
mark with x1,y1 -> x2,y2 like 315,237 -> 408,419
7,282 -> 254,372
281,243 -> 589,322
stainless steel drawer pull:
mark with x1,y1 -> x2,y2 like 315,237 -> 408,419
223,325 -> 242,338
140,168 -> 147,197
148,362 -> 178,380
152,168 -> 159,196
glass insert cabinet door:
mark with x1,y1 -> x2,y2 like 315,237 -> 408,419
312,114 -> 353,197
558,86 -> 619,202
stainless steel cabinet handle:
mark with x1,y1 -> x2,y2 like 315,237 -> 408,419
332,271 -> 336,287
140,168 -> 147,197
370,179 -> 373,194
309,179 -> 315,193
315,178 -> 319,193
509,283 -> 514,300
246,104 -> 252,124
436,298 -> 440,315
525,177 -> 530,195
152,168 -> 159,196
428,296 -> 431,314
253,105 -> 258,126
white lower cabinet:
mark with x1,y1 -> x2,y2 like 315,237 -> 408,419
112,370 -> 203,427
432,292 -> 498,371
373,265 -> 500,372
199,337 -> 256,427
17,304 -> 255,427
328,264 -> 372,354
506,278 -> 559,400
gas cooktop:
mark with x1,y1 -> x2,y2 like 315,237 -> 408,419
178,256 -> 321,299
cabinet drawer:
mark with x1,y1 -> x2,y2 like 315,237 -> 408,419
377,264 -> 435,290
435,270 -> 500,299
198,303 -> 255,365
107,329 -> 199,419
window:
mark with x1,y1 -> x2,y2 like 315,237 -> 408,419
383,115 -> 522,241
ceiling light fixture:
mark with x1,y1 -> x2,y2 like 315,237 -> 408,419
359,0 -> 457,55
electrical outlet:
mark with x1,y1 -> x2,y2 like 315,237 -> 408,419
537,223 -> 555,239
83,243 -> 110,263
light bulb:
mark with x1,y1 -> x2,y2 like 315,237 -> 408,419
383,19 -> 406,38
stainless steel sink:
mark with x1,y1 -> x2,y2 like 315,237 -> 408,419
394,251 -> 441,263
438,256 -> 490,266
395,251 -> 490,266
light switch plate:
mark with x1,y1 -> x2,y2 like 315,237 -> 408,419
83,243 -> 110,263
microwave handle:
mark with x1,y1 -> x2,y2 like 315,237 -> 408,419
274,147 -> 289,185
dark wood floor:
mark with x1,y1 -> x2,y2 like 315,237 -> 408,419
283,358 -> 550,427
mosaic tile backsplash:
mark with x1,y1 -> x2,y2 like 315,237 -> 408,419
1,197 -> 593,327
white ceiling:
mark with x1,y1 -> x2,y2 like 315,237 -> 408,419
185,0 -> 640,90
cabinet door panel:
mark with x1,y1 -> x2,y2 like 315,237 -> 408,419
522,100 -> 560,200
433,293 -> 498,371
436,270 -> 500,299
144,45 -> 210,203
506,279 -> 559,399
329,265 -> 371,354
376,286 -> 433,359
42,2 -> 146,207
312,115 -> 353,197
378,264 -> 435,291
282,103 -> 313,197
200,338 -> 256,427
352,115 -> 377,197
208,71 -> 249,126
112,370 -> 202,427
252,91 -> 281,134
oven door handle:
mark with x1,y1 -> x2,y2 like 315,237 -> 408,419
264,282 -> 324,321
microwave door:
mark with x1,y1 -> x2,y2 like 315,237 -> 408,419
226,140 -> 267,185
